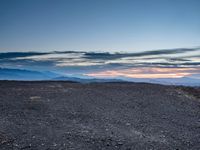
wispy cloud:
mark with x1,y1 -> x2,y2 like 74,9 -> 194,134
0,47 -> 200,79
85,67 -> 200,78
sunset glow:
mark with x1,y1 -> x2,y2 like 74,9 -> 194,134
86,67 -> 199,78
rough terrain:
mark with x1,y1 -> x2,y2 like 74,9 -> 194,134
0,81 -> 199,150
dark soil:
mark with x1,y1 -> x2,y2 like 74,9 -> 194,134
178,86 -> 200,99
0,81 -> 199,150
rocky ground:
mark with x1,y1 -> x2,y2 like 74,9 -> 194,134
0,81 -> 199,150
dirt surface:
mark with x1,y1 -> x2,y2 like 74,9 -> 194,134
0,81 -> 199,150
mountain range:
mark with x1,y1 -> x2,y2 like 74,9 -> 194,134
0,68 -> 200,86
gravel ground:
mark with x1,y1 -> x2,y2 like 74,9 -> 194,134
0,81 -> 199,150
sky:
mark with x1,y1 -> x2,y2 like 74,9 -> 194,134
0,48 -> 200,80
0,0 -> 200,82
0,0 -> 200,52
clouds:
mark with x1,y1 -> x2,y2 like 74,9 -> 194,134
0,52 -> 49,60
85,67 -> 200,79
0,47 -> 200,78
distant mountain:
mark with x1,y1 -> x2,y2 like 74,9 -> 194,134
152,77 -> 200,86
119,76 -> 200,86
53,76 -> 123,83
0,68 -> 199,86
0,68 -> 122,82
0,68 -> 59,80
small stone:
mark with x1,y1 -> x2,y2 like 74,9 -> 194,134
117,141 -> 123,145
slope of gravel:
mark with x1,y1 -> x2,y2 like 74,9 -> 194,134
0,81 -> 199,150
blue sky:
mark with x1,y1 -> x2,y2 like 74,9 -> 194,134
0,0 -> 200,52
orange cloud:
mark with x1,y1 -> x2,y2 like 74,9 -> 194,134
85,67 -> 199,78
